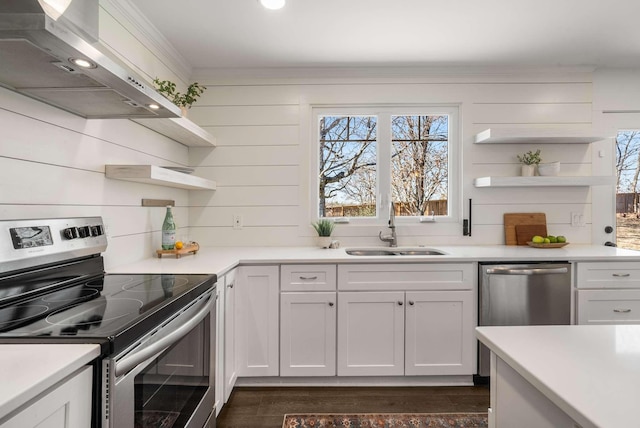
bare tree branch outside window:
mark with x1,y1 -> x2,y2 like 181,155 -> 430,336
318,113 -> 449,218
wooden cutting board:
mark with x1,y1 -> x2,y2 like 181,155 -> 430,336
504,213 -> 547,245
515,224 -> 548,245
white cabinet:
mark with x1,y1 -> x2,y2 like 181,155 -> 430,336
336,263 -> 475,377
405,291 -> 474,375
1,366 -> 92,428
280,264 -> 337,376
577,290 -> 640,324
223,269 -> 237,403
280,292 -> 337,376
337,291 -> 405,376
576,262 -> 640,325
236,265 -> 279,377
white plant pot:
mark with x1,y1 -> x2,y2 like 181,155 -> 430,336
521,164 -> 536,176
318,236 -> 332,248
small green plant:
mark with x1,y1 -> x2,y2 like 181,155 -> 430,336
517,149 -> 542,165
311,219 -> 335,237
153,78 -> 206,109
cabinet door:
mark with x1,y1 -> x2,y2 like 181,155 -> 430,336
280,292 -> 336,376
337,291 -> 405,376
405,291 -> 474,375
236,265 -> 280,377
577,289 -> 640,324
223,269 -> 237,402
2,366 -> 92,428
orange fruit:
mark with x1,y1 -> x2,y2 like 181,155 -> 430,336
175,241 -> 184,250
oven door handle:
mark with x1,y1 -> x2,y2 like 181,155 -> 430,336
114,289 -> 213,377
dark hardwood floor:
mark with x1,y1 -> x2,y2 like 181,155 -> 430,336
216,385 -> 490,428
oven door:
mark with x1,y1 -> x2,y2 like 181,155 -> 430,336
104,288 -> 216,428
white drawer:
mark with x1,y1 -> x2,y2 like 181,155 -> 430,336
338,263 -> 473,291
281,264 -> 337,291
577,289 -> 640,324
576,262 -> 640,289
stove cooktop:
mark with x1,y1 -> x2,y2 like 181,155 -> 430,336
0,273 -> 216,355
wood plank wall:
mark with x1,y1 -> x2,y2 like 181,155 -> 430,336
0,70 -> 622,268
189,71 -> 601,247
0,87 -> 192,270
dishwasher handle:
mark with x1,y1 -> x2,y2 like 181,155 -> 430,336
485,267 -> 568,275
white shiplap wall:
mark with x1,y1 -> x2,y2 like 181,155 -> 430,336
0,87 -> 194,269
189,70 -> 609,247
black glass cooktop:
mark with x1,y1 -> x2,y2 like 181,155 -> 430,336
0,272 -> 215,355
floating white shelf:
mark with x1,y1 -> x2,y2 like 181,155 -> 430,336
473,176 -> 614,188
474,128 -> 609,144
132,117 -> 216,147
105,165 -> 217,190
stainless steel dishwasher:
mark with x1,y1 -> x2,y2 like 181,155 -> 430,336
478,262 -> 571,376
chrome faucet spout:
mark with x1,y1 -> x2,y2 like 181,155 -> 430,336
378,201 -> 397,247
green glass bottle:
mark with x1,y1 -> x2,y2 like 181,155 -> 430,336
161,205 -> 176,250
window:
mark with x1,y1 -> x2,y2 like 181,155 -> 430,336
616,130 -> 640,250
314,105 -> 459,224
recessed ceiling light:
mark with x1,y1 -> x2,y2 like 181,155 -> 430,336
148,104 -> 160,110
69,58 -> 96,69
260,0 -> 285,10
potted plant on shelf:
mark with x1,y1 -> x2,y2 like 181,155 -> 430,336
153,78 -> 207,116
517,149 -> 542,176
311,219 -> 335,248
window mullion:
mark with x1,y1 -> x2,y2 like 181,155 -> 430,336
378,113 -> 391,221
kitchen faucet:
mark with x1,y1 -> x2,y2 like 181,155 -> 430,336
379,201 -> 397,247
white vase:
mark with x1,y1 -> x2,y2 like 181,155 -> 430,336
318,236 -> 332,248
521,164 -> 535,176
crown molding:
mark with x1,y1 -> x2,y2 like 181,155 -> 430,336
101,0 -> 192,83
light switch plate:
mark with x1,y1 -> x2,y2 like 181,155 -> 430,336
571,212 -> 585,227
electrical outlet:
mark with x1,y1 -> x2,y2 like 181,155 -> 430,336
571,212 -> 585,227
233,215 -> 243,230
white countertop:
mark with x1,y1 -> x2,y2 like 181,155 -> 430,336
476,325 -> 640,428
0,344 -> 100,419
108,244 -> 640,276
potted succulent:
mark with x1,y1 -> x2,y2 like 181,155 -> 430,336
311,219 -> 335,248
517,149 -> 542,176
153,78 -> 206,116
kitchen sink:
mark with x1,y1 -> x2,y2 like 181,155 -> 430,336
345,248 -> 446,256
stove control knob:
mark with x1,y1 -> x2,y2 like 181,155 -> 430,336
77,226 -> 90,238
90,225 -> 103,236
63,227 -> 78,239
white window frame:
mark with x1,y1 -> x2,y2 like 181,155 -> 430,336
311,104 -> 461,228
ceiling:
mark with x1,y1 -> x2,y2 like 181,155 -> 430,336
132,0 -> 640,72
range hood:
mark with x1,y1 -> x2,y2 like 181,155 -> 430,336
0,0 -> 180,119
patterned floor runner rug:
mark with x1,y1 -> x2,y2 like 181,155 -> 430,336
282,413 -> 489,428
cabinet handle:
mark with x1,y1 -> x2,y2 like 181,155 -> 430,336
227,282 -> 234,288
398,301 -> 403,306
409,301 -> 415,306
299,276 -> 318,280
328,302 -> 334,307
614,308 -> 632,313
612,273 -> 631,277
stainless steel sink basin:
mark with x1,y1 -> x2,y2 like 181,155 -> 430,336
345,248 -> 446,256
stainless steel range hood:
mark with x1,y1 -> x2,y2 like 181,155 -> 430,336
0,0 -> 181,119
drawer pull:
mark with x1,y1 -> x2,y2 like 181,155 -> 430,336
299,276 -> 318,280
614,308 -> 632,313
227,282 -> 234,289
612,273 -> 631,277
398,301 -> 403,306
408,301 -> 415,306
328,302 -> 334,307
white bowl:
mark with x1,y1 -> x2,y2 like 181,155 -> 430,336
537,161 -> 560,176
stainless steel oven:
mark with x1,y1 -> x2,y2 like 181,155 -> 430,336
0,217 -> 217,428
106,287 -> 215,428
